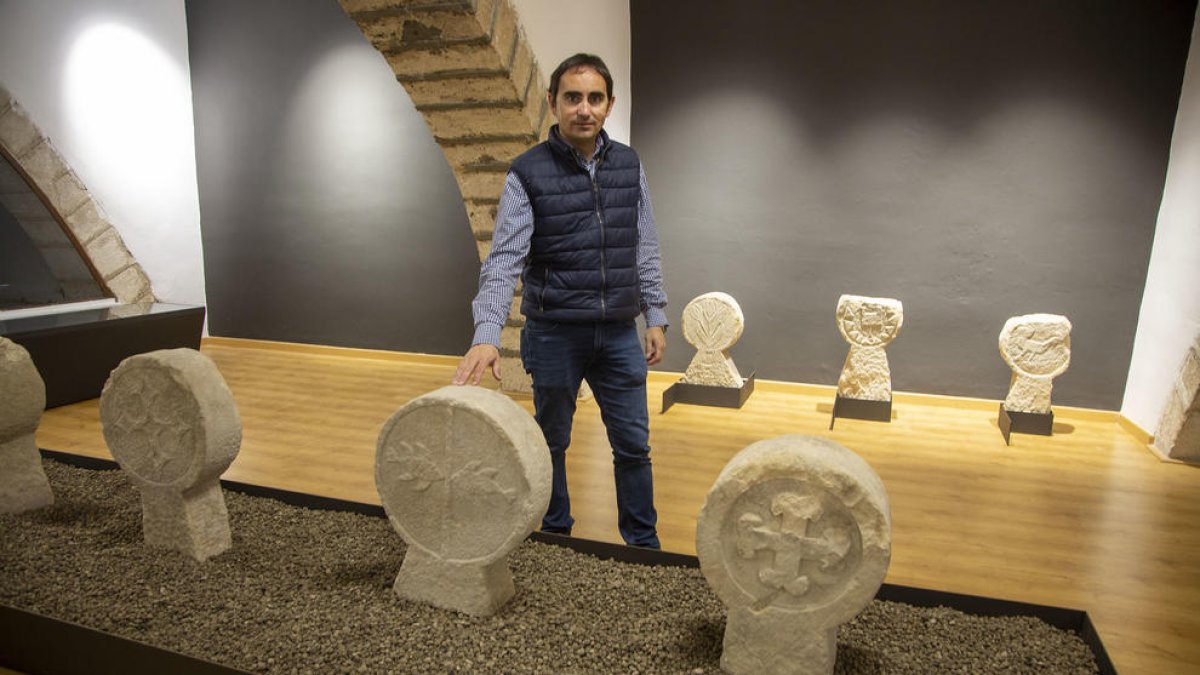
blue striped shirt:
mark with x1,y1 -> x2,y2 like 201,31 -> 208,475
471,142 -> 668,347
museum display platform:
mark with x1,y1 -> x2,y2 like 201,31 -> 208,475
998,403 -> 1056,445
0,303 -> 205,408
0,450 -> 1117,675
829,393 -> 893,429
661,373 -> 756,413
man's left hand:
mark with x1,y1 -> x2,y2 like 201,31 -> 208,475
644,326 -> 666,366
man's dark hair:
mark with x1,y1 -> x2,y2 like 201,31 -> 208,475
548,53 -> 613,99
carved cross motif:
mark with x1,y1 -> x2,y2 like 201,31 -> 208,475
736,493 -> 852,598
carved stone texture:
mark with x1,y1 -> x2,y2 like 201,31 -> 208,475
681,292 -> 745,388
696,435 -> 891,675
999,314 -> 1072,415
836,295 -> 903,401
376,385 -> 551,616
0,337 -> 54,513
100,349 -> 242,562
1152,336 -> 1200,462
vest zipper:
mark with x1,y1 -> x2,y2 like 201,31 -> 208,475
539,268 -> 548,312
592,154 -> 607,320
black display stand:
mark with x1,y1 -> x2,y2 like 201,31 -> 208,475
0,303 -> 205,408
998,404 -> 1054,445
829,394 -> 892,429
0,449 -> 1116,675
661,373 -> 755,413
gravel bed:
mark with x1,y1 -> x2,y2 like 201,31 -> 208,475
1,459 -> 1099,674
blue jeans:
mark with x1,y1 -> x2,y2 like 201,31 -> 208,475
520,318 -> 660,548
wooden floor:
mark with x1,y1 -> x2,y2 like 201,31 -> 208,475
35,337 -> 1200,675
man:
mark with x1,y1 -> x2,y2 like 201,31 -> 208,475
452,53 -> 668,549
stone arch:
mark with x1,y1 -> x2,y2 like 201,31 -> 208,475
0,86 -> 155,306
340,0 -> 550,392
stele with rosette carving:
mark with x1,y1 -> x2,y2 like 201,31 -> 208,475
101,349 -> 242,562
696,435 -> 891,675
836,295 -> 903,402
376,385 -> 551,616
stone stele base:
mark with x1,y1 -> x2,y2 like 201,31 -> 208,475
0,337 -> 53,513
394,546 -> 515,616
140,483 -> 232,562
722,607 -> 837,675
0,437 -> 54,514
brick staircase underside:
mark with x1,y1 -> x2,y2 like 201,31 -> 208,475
340,0 -> 550,392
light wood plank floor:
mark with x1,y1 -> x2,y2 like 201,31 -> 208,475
35,337 -> 1200,675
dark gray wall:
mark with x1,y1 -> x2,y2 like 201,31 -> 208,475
632,0 -> 1196,409
187,0 -> 478,353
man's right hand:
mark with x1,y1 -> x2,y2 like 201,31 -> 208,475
452,343 -> 501,385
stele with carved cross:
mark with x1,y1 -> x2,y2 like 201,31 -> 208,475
681,291 -> 746,388
696,434 -> 891,675
376,385 -> 551,616
100,348 -> 242,562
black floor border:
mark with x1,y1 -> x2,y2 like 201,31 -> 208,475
26,449 -> 1117,674
0,604 -> 249,675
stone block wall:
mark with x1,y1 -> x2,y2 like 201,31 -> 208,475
340,0 -> 548,392
1153,337 -> 1200,462
0,86 -> 154,305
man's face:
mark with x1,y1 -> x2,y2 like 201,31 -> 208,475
549,66 -> 613,155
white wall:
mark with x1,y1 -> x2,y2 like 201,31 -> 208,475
510,0 -> 632,144
1122,12 -> 1200,431
0,0 -> 205,307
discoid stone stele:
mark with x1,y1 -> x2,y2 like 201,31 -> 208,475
680,292 -> 746,388
0,337 -> 54,513
999,314 -> 1072,415
100,348 -> 242,562
376,385 -> 551,616
696,435 -> 891,675
835,295 -> 903,402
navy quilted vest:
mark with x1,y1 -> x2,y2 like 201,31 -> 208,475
511,127 -> 642,322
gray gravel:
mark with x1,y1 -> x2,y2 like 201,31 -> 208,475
0,459 -> 1099,674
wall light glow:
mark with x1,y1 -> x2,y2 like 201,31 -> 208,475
63,22 -> 197,223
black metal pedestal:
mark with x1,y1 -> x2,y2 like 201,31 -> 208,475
998,404 -> 1054,445
829,394 -> 892,429
661,373 -> 755,413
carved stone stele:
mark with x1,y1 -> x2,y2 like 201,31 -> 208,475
696,435 -> 891,675
0,337 -> 54,513
836,295 -> 903,401
681,292 -> 746,388
376,385 -> 551,616
1152,336 -> 1200,462
100,349 -> 242,562
999,314 -> 1072,415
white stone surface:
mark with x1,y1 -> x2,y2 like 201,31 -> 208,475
1152,336 -> 1200,461
836,295 -> 903,401
681,292 -> 745,388
100,348 -> 242,561
0,337 -> 54,513
696,435 -> 891,675
999,314 -> 1072,415
376,385 -> 551,616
